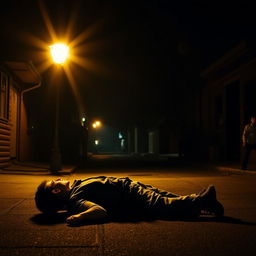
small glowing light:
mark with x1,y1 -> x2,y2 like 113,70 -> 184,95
92,120 -> 101,128
50,43 -> 69,64
82,117 -> 86,122
95,140 -> 99,145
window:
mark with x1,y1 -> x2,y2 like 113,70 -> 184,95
0,71 -> 9,120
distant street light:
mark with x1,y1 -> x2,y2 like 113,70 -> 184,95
92,120 -> 101,128
91,120 -> 102,154
49,42 -> 69,173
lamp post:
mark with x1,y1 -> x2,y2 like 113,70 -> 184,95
49,43 -> 69,173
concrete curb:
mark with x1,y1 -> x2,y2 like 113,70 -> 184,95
216,166 -> 256,175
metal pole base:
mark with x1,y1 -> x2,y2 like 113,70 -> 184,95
50,148 -> 62,173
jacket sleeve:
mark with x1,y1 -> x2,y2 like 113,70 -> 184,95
68,198 -> 104,214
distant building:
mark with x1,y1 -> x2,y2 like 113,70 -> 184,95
0,61 -> 41,167
201,41 -> 256,161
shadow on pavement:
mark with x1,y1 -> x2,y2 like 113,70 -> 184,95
196,215 -> 256,226
30,212 -> 256,227
30,212 -> 69,225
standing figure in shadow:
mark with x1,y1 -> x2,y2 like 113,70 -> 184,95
241,115 -> 256,170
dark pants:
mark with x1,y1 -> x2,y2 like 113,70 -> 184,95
242,144 -> 256,169
128,181 -> 199,218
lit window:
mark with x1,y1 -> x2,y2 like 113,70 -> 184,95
0,72 -> 9,120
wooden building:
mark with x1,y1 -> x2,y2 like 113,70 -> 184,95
0,61 -> 41,168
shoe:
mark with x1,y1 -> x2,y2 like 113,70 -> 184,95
199,185 -> 224,217
202,200 -> 224,217
199,185 -> 216,202
198,187 -> 206,195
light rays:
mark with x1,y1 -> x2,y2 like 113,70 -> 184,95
63,0 -> 83,43
23,0 -> 113,119
63,64 -> 84,118
38,0 -> 57,42
36,58 -> 53,74
69,19 -> 104,48
20,32 -> 49,50
34,0 -> 107,77
71,55 -> 103,75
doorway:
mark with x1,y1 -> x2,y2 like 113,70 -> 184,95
225,81 -> 240,161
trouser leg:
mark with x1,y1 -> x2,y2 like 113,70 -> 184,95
241,144 -> 252,169
152,194 -> 200,218
129,181 -> 200,218
136,181 -> 180,197
150,188 -> 180,197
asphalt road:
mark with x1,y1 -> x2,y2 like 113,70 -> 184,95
0,162 -> 256,256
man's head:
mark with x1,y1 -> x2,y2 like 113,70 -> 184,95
35,178 -> 71,214
251,116 -> 256,125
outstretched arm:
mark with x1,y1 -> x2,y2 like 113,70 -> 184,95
66,201 -> 107,225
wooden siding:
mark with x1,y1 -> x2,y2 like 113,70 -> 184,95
0,121 -> 11,167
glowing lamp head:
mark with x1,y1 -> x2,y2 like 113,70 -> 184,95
50,43 -> 69,64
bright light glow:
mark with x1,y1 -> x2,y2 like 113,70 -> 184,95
95,140 -> 99,145
82,117 -> 86,122
92,120 -> 101,128
50,43 -> 69,64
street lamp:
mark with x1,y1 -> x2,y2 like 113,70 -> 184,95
50,43 -> 69,64
49,43 -> 69,173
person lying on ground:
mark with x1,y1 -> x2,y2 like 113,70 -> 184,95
34,176 -> 224,225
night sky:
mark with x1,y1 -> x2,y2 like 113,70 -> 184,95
0,0 -> 255,127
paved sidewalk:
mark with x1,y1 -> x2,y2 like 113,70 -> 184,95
1,155 -> 256,178
1,168 -> 256,256
0,161 -> 76,175
213,162 -> 256,175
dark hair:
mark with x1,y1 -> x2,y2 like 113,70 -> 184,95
34,180 -> 64,214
